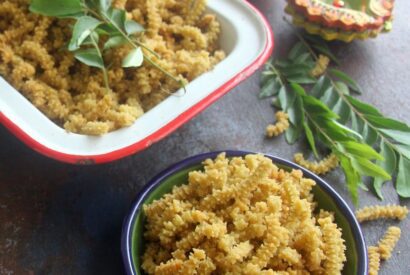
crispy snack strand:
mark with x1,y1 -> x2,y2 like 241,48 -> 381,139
142,153 -> 346,274
377,226 -> 401,260
266,111 -> 290,138
355,205 -> 408,223
310,54 -> 330,77
368,246 -> 380,275
0,0 -> 225,135
294,153 -> 339,175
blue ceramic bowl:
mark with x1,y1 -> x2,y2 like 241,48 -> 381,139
121,151 -> 368,275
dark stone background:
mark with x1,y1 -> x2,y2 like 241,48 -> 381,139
1,0 -> 409,274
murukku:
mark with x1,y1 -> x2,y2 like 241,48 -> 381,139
355,205 -> 408,223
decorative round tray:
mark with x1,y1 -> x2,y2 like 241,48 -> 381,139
286,5 -> 382,42
289,0 -> 394,31
286,0 -> 394,41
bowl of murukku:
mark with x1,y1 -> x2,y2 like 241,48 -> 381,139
121,151 -> 367,275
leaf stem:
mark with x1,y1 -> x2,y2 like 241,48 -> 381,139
90,31 -> 110,91
86,7 -> 185,91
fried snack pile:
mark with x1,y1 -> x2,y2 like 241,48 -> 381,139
142,154 -> 347,274
0,0 -> 224,135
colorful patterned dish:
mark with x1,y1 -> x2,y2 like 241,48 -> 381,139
286,4 -> 381,42
287,0 -> 394,41
289,0 -> 393,31
0,0 -> 273,164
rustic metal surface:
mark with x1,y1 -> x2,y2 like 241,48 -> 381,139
1,0 -> 409,274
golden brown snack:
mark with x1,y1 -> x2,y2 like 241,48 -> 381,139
142,153 -> 347,274
294,153 -> 339,175
266,111 -> 290,138
368,246 -> 380,275
0,0 -> 225,135
355,205 -> 408,223
377,226 -> 401,260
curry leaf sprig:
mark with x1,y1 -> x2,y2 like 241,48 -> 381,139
261,33 -> 410,202
30,0 -> 184,91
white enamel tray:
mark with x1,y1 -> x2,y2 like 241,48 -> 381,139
0,0 -> 274,164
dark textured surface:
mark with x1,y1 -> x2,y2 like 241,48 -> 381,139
1,1 -> 410,274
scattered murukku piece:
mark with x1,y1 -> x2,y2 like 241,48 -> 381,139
368,246 -> 381,275
377,226 -> 401,260
355,205 -> 408,223
266,111 -> 290,138
310,54 -> 330,77
294,153 -> 339,175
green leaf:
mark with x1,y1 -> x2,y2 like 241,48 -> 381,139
259,77 -> 281,99
330,69 -> 362,94
275,59 -> 292,69
346,95 -> 382,116
379,129 -> 410,145
334,81 -> 350,95
334,121 -> 363,140
342,141 -> 384,160
290,83 -> 306,96
365,115 -> 410,132
332,98 -> 350,124
287,75 -> 317,84
396,155 -> 410,198
320,87 -> 339,108
373,142 -> 396,199
285,123 -> 301,144
68,16 -> 102,51
82,31 -> 100,46
351,112 -> 364,133
311,76 -> 331,98
302,95 -> 339,119
304,122 -> 319,158
99,0 -> 111,12
280,64 -> 312,77
104,36 -> 127,50
74,48 -> 104,69
30,0 -> 83,17
122,47 -> 144,68
288,42 -> 308,61
362,124 -> 378,146
293,53 -> 312,64
287,93 -> 304,127
125,20 -> 145,35
278,86 -> 294,111
396,144 -> 410,160
339,155 -> 359,205
351,157 -> 391,180
107,8 -> 126,31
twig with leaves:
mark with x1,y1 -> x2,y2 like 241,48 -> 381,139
260,32 -> 410,203
30,0 -> 185,91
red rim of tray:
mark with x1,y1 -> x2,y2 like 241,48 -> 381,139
0,1 -> 274,165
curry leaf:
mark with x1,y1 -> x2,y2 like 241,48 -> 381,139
104,36 -> 127,50
330,69 -> 362,94
373,142 -> 396,199
396,156 -> 410,198
69,16 -> 102,51
30,0 -> 83,17
74,48 -> 104,69
122,47 -> 144,68
125,20 -> 145,35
